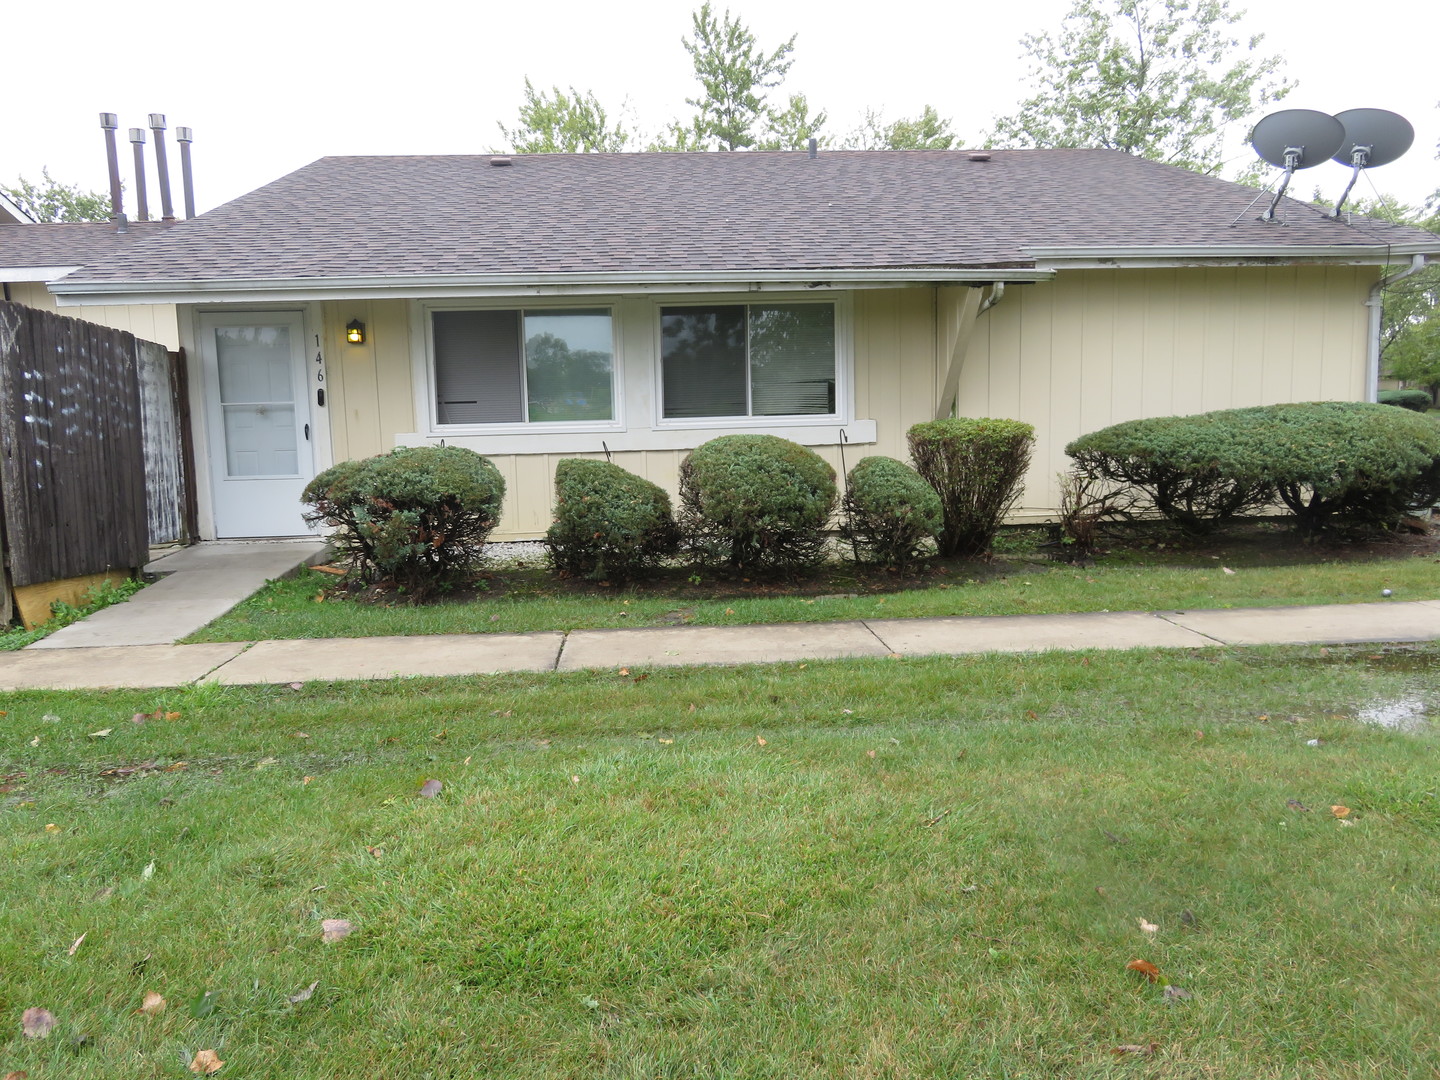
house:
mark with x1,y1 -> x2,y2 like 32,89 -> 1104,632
41,149 -> 1440,541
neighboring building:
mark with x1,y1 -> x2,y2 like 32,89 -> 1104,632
0,216 -> 180,348
42,149 -> 1440,540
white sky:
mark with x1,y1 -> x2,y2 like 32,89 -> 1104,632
6,0 -> 1436,216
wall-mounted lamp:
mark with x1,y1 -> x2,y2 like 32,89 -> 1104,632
346,319 -> 366,345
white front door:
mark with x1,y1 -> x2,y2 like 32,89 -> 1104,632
199,312 -> 316,537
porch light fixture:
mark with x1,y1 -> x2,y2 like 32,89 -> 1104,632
346,319 -> 366,345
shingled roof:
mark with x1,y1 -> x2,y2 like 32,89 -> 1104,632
49,149 -> 1439,293
0,220 -> 176,274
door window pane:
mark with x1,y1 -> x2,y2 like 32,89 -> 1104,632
223,404 -> 297,477
215,325 -> 299,478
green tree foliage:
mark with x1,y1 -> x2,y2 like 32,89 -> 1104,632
988,0 -> 1292,174
3,167 -> 111,222
497,79 -> 632,153
654,3 -> 825,151
844,106 -> 960,150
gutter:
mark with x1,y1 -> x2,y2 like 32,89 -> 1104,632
49,266 -> 1055,306
1366,254 -> 1430,402
1029,243 -> 1440,269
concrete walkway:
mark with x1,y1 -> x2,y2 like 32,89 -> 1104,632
26,540 -> 328,649
2,596 -> 1438,691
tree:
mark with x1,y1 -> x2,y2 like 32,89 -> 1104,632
497,79 -> 632,154
1359,193 -> 1440,400
654,3 -> 823,151
844,106 -> 961,150
988,0 -> 1292,174
3,168 -> 111,222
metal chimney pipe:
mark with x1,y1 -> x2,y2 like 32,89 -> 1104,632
99,112 -> 126,229
128,128 -> 149,221
149,113 -> 175,221
175,126 -> 196,219
808,137 -> 818,159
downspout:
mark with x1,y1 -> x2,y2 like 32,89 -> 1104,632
977,281 -> 1005,316
1367,255 -> 1427,402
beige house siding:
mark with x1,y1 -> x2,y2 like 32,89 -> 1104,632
956,266 -> 1375,513
314,268 -> 1372,540
8,280 -> 180,349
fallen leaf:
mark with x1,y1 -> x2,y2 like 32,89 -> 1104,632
138,991 -> 166,1016
254,757 -> 278,769
633,673 -> 650,683
1286,799 -> 1310,812
45,823 -> 61,834
287,981 -> 319,1005
164,712 -> 181,721
756,736 -> 768,747
131,712 -> 150,725
1339,818 -> 1356,827
1180,909 -> 1196,927
21,1007 -> 56,1038
68,932 -> 86,956
570,775 -> 581,785
1126,959 -> 1160,982
866,749 -> 877,758
463,756 -> 472,766
88,729 -> 112,739
29,736 -> 40,747
658,738 -> 674,745
1331,805 -> 1351,818
321,919 -> 354,943
618,668 -> 630,677
1163,984 -> 1193,1001
189,1049 -> 225,1074
725,608 -> 734,615
6,1071 -> 30,1079
289,682 -> 304,691
141,861 -> 156,880
688,703 -> 696,712
418,779 -> 442,799
1221,566 -> 1236,575
164,762 -> 187,771
1112,1042 -> 1159,1057
960,884 -> 979,893
302,776 -> 314,786
291,732 -> 310,739
365,846 -> 383,859
1138,918 -> 1159,936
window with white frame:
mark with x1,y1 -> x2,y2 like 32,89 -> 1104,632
431,307 -> 615,426
660,302 -> 836,420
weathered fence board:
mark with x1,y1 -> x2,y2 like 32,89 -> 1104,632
0,301 -> 154,588
138,340 -> 187,545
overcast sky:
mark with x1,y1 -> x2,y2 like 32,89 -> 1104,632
7,0 -> 1436,217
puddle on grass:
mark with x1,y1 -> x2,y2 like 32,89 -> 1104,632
1356,697 -> 1432,733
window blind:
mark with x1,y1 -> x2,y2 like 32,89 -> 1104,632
433,310 -> 523,424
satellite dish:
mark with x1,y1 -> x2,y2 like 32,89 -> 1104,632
1250,109 -> 1346,169
1332,108 -> 1414,167
1329,108 -> 1414,217
1249,109 -> 1347,221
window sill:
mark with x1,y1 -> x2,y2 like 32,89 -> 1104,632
397,419 -> 877,456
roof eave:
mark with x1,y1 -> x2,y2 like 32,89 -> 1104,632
50,266 -> 1055,306
0,265 -> 83,283
1029,243 -> 1440,269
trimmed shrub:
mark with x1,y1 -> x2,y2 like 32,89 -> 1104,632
1067,402 -> 1440,536
841,456 -> 942,567
1065,413 -> 1275,534
679,435 -> 837,572
1378,388 -> 1432,412
1053,469 -> 1139,561
301,446 -> 505,597
544,459 -> 680,581
907,418 -> 1035,558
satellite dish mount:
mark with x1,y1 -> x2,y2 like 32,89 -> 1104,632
1247,110 -> 1346,222
1328,109 -> 1414,218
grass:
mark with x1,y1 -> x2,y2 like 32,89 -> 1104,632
185,536 -> 1440,642
2,644 -> 1438,1077
1,577 -> 145,651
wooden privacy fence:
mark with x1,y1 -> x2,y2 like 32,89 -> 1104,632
0,301 -> 196,621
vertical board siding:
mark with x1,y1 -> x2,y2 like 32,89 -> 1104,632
957,266 -> 1376,511
0,301 -> 152,587
4,283 -> 180,348
313,272 -> 1372,537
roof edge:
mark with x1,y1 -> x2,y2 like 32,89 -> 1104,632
0,266 -> 83,283
1028,243 -> 1440,268
51,266 -> 1055,305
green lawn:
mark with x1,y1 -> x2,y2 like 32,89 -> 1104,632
185,545 -> 1440,642
2,645 -> 1437,1077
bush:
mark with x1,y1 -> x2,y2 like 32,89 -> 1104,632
544,459 -> 680,581
907,418 -> 1035,558
1378,388 -> 1432,412
679,435 -> 837,572
302,446 -> 505,597
1053,469 -> 1139,561
1066,413 -> 1276,534
1067,403 -> 1440,536
840,456 -> 942,567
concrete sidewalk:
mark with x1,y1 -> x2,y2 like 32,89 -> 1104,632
2,600 -> 1437,691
